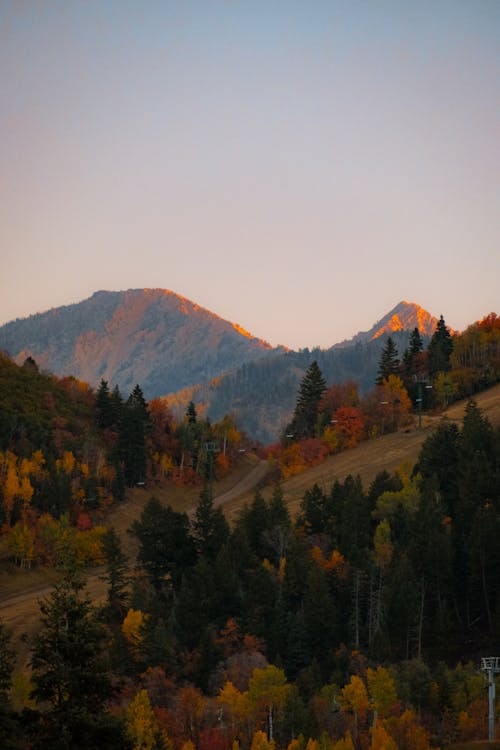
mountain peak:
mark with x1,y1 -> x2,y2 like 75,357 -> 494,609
334,301 -> 438,349
0,289 -> 279,399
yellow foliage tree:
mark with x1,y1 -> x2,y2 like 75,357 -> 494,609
248,664 -> 290,742
369,723 -> 398,750
250,730 -> 276,750
122,609 -> 148,654
332,732 -> 355,750
366,666 -> 397,724
340,675 -> 369,740
7,522 -> 35,568
385,709 -> 433,750
2,459 -> 20,527
126,688 -> 168,750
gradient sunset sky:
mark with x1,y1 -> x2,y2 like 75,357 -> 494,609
1,1 -> 498,350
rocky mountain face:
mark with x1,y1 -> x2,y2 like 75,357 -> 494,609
333,301 -> 438,348
0,289 -> 280,399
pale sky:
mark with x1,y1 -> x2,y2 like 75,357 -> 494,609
1,1 -> 498,350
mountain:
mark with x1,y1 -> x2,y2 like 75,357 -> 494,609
333,300 -> 438,348
0,293 -> 439,443
0,289 -> 281,399
164,301 -> 439,443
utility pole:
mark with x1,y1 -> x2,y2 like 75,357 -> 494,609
481,656 -> 500,741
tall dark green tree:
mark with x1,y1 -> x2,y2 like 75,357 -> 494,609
96,379 -> 115,431
402,328 -> 425,388
0,619 -> 19,750
186,401 -> 197,424
131,497 -> 196,589
287,361 -> 327,438
192,488 -> 230,561
376,336 -> 400,384
427,315 -> 453,376
30,576 -> 128,749
100,528 -> 130,621
119,384 -> 150,486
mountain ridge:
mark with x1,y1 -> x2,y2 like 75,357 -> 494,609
0,291 -> 441,441
0,288 -> 281,399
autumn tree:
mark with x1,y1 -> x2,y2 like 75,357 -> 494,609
125,688 -> 170,750
248,664 -> 290,742
340,674 -> 369,743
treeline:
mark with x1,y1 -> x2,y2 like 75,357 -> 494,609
0,352 -> 248,567
167,312 -> 500,445
2,401 -> 498,749
267,314 -> 500,479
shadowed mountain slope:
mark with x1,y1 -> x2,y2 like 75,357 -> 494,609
0,289 -> 281,399
164,301 -> 439,443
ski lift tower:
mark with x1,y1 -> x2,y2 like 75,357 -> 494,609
481,656 -> 500,741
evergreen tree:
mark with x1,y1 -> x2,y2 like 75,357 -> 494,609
119,384 -> 150,486
402,328 -> 424,388
299,483 -> 327,535
287,361 -> 327,438
427,315 -> 453,376
0,618 -> 19,750
376,337 -> 400,385
96,379 -> 115,430
100,527 -> 130,621
192,488 -> 230,561
186,401 -> 197,423
30,575 -> 126,749
131,497 -> 196,589
0,619 -> 14,704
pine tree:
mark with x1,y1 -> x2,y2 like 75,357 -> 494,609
427,315 -> 453,376
96,379 -> 115,430
0,618 -> 24,749
192,488 -> 230,561
100,528 -> 130,621
288,361 -> 327,438
186,401 -> 197,424
376,337 -> 400,385
119,384 -> 150,486
0,619 -> 14,705
30,575 -> 126,748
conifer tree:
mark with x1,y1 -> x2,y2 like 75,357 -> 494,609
101,527 -> 130,621
287,361 -> 326,438
30,575 -> 127,748
192,488 -> 230,561
427,315 -> 453,376
376,337 -> 400,385
119,384 -> 150,486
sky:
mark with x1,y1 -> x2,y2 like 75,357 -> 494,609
0,1 -> 498,350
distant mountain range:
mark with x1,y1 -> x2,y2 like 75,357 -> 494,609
0,291 -> 439,442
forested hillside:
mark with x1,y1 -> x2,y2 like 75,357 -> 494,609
1,399 -> 499,749
0,311 -> 499,749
